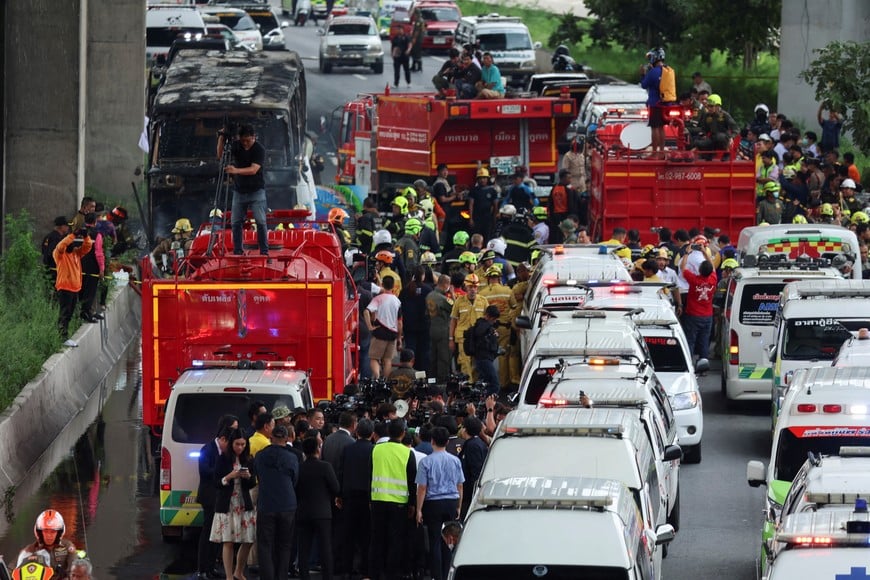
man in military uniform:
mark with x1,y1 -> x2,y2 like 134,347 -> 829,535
448,274 -> 488,377
388,349 -> 418,399
426,274 -> 454,383
395,218 -> 423,272
478,265 -> 518,388
757,182 -> 783,225
508,262 -> 532,386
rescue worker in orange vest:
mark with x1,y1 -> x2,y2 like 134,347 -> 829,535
546,169 -> 581,243
17,510 -> 77,580
478,264 -> 518,388
448,273 -> 488,377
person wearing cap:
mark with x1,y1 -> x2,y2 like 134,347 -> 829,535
528,207 -> 549,245
479,264 -> 518,387
756,149 -> 780,199
467,167 -> 498,239
695,94 -> 739,159
502,171 -> 536,213
547,169 -> 581,243
757,182 -> 783,225
691,71 -> 712,96
427,274 -> 455,383
559,219 -> 578,243
252,423 -> 299,580
468,305 -> 502,395
42,216 -> 71,284
449,274 -> 489,377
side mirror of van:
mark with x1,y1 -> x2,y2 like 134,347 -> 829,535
663,444 -> 682,462
747,460 -> 767,487
515,315 -> 532,330
653,523 -> 675,546
533,41 -> 542,50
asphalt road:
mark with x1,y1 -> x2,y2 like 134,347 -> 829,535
0,17 -> 778,580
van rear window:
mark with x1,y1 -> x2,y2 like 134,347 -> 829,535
171,393 -> 301,445
644,337 -> 689,372
453,566 -> 628,580
738,283 -> 784,325
477,32 -> 532,51
147,27 -> 205,47
774,427 -> 870,482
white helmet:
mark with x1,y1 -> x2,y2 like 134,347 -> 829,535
487,238 -> 507,256
499,204 -> 517,217
754,103 -> 769,114
841,178 -> 857,189
372,229 -> 392,247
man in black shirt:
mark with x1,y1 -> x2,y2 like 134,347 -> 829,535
217,124 -> 269,256
454,53 -> 481,99
391,29 -> 412,88
432,48 -> 460,97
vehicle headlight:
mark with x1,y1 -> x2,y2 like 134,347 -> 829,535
326,45 -> 339,56
521,60 -> 536,69
670,391 -> 700,410
368,43 -> 382,54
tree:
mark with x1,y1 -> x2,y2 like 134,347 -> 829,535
584,0 -> 684,51
799,41 -> 870,154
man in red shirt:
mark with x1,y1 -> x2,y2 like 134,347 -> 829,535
680,252 -> 717,366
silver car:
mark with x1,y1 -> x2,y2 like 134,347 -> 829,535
318,15 -> 384,74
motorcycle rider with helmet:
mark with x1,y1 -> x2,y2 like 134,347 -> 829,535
17,510 -> 77,579
551,45 -> 577,72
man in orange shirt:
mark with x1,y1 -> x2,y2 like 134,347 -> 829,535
53,229 -> 94,347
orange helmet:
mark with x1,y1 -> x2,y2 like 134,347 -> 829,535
691,234 -> 709,246
328,207 -> 349,224
35,509 -> 65,544
375,250 -> 394,264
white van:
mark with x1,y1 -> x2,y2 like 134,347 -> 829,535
451,476 -> 674,580
159,363 -> 313,540
736,223 -> 861,280
747,366 -> 870,573
147,5 -> 209,63
719,260 -> 843,401
770,280 -> 870,422
454,14 -> 540,87
832,328 -> 870,367
575,83 -> 649,134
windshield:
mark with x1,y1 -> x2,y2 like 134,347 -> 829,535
213,13 -> 258,31
157,119 -> 289,162
454,566 -> 629,580
739,283 -> 785,325
782,318 -> 864,360
171,392 -> 302,444
477,31 -> 532,51
147,28 -> 205,47
420,7 -> 459,22
643,337 -> 689,372
774,428 -> 870,482
330,23 -> 377,35
247,12 -> 279,33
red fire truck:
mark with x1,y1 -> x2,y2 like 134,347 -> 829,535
336,90 -> 576,194
587,119 -> 757,243
140,210 -> 359,437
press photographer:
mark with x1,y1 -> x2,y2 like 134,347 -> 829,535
216,123 -> 268,257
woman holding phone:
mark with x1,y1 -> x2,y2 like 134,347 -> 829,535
210,427 -> 257,580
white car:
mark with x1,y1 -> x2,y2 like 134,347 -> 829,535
263,26 -> 287,50
318,14 -> 384,74
199,7 -> 263,50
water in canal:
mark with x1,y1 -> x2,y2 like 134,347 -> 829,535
0,341 -> 200,579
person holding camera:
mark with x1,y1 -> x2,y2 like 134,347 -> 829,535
217,124 -> 269,257
469,305 -> 502,396
53,227 -> 94,347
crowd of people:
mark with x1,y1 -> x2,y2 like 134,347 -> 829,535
40,197 -> 136,348
194,398 -> 503,580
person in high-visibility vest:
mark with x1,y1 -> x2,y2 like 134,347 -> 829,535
370,419 -> 417,580
448,273 -> 488,377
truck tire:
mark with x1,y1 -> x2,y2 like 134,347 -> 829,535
372,60 -> 384,74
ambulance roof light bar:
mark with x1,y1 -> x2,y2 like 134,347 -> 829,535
776,499 -> 870,547
477,476 -> 619,509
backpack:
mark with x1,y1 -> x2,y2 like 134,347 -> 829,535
463,320 -> 480,356
659,65 -> 676,103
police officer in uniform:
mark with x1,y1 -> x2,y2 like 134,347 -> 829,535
478,264 -> 518,388
426,274 -> 454,382
448,274 -> 488,377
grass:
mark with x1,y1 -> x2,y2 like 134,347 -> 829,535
454,0 -> 779,122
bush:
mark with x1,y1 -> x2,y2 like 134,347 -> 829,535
0,212 -> 67,410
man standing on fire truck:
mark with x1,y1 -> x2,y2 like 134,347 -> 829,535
217,124 -> 269,256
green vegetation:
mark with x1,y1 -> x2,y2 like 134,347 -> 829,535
0,212 -> 68,410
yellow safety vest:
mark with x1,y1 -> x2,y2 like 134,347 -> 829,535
371,441 -> 411,504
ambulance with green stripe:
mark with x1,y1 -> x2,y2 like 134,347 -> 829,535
746,366 -> 870,574
770,280 -> 870,425
719,259 -> 841,401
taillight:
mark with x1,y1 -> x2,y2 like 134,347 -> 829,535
160,447 -> 171,491
729,330 -> 739,365
539,397 -> 567,408
796,404 -> 817,413
822,404 -> 842,413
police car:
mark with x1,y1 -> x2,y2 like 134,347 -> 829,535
450,476 -> 674,580
764,501 -> 870,580
747,366 -> 870,573
719,258 -> 843,401
770,280 -> 870,424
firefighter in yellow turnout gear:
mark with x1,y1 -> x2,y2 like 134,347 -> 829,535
448,274 -> 488,377
479,264 -> 518,388
508,261 -> 532,386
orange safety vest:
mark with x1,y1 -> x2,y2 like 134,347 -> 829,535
550,184 -> 568,214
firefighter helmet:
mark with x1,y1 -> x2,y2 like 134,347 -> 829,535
464,273 -> 481,287
328,207 -> 349,224
458,251 -> 477,265
35,510 -> 65,544
476,167 -> 490,178
418,197 -> 434,217
392,196 -> 409,213
707,94 -> 723,106
762,181 -> 780,194
487,238 -> 507,256
500,204 -> 517,217
404,218 -> 423,235
820,203 -> 834,216
420,251 -> 437,265
485,264 -> 502,278
691,235 -> 709,246
373,229 -> 392,247
453,231 -> 470,246
110,206 -> 128,221
402,186 -> 417,199
375,250 -> 394,264
532,206 -> 548,220
792,214 -> 808,224
172,218 -> 193,234
721,258 -> 740,270
851,211 -> 869,225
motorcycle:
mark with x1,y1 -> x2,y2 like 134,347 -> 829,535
295,0 -> 311,26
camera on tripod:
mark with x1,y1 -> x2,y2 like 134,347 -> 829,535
218,122 -> 239,139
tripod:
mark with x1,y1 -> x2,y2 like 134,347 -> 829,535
206,123 -> 236,257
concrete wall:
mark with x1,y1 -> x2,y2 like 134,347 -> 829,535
86,0 -> 146,203
0,284 -> 141,488
778,0 -> 870,130
3,0 -> 145,237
